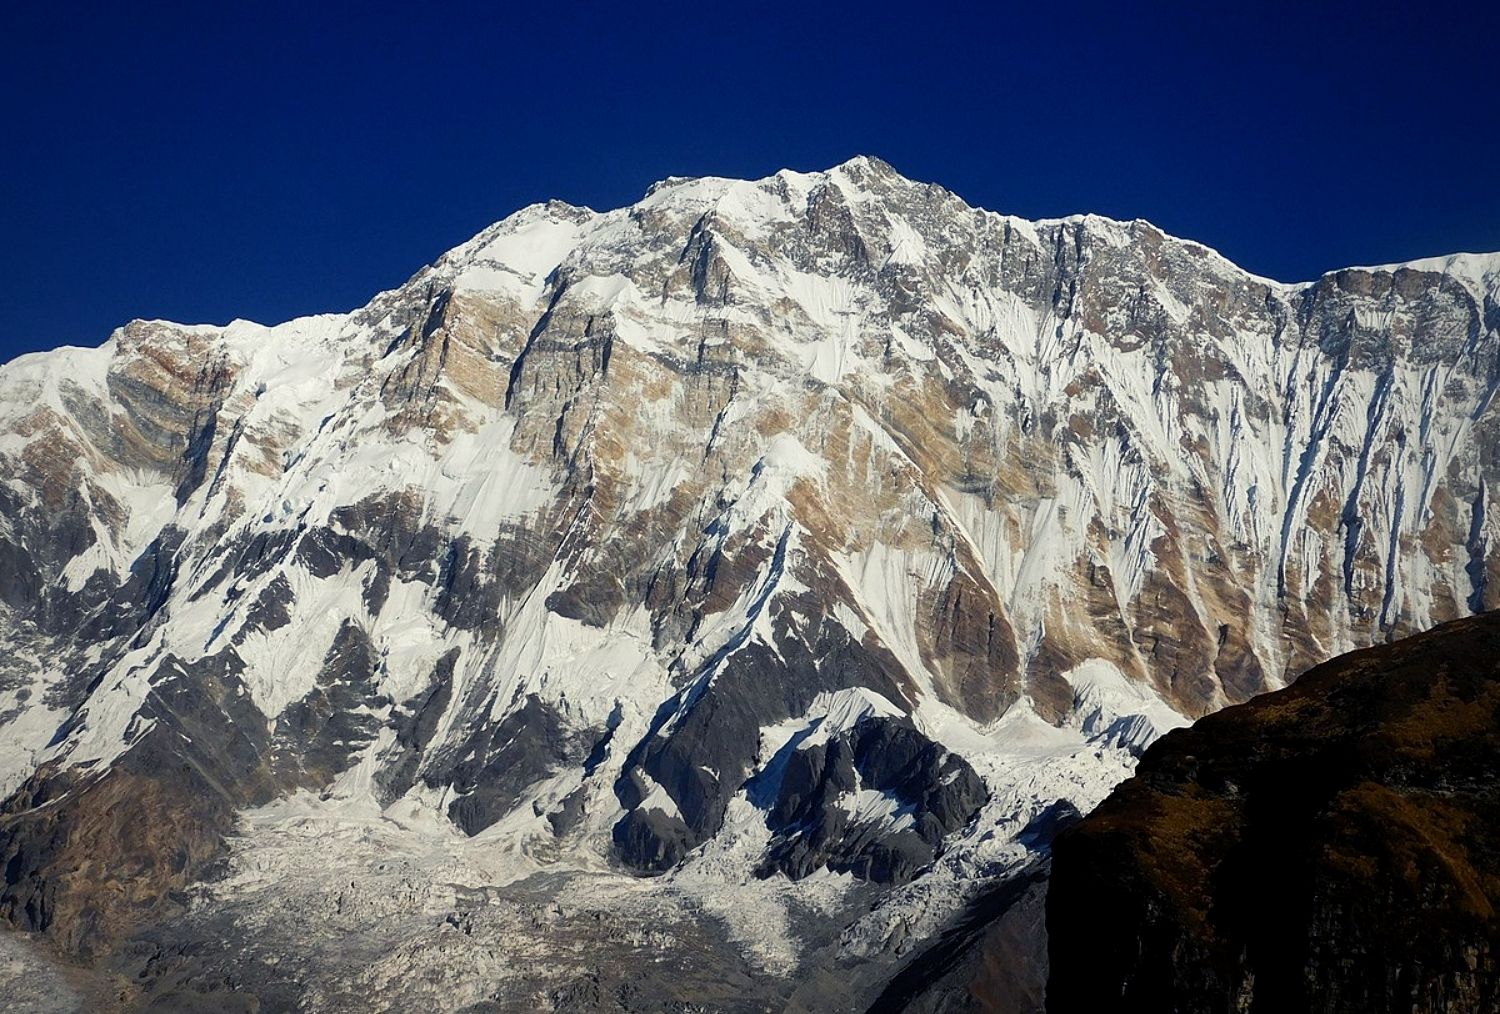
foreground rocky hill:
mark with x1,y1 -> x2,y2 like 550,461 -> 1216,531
1047,610 -> 1500,1013
0,157 -> 1495,1007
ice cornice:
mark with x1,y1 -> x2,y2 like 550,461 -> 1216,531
1332,250 -> 1500,297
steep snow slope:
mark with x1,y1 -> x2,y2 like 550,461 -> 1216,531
0,157 -> 1496,1003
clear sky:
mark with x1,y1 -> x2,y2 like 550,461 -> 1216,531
3,0 -> 1497,362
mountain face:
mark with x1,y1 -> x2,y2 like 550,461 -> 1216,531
1046,609 -> 1500,1013
0,156 -> 1496,1006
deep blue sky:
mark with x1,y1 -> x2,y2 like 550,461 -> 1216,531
3,1 -> 1497,361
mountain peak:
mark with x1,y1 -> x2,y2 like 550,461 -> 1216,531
0,157 -> 1496,1008
437,162 -> 1500,303
828,153 -> 904,179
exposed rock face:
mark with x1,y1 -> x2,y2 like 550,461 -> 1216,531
865,863 -> 1052,1014
0,157 -> 1495,1000
0,650 -> 276,959
1046,610 -> 1500,1013
754,714 -> 987,884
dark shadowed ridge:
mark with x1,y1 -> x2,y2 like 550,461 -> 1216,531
1047,610 -> 1500,1013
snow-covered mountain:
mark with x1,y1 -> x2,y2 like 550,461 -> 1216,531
0,156 -> 1496,1007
